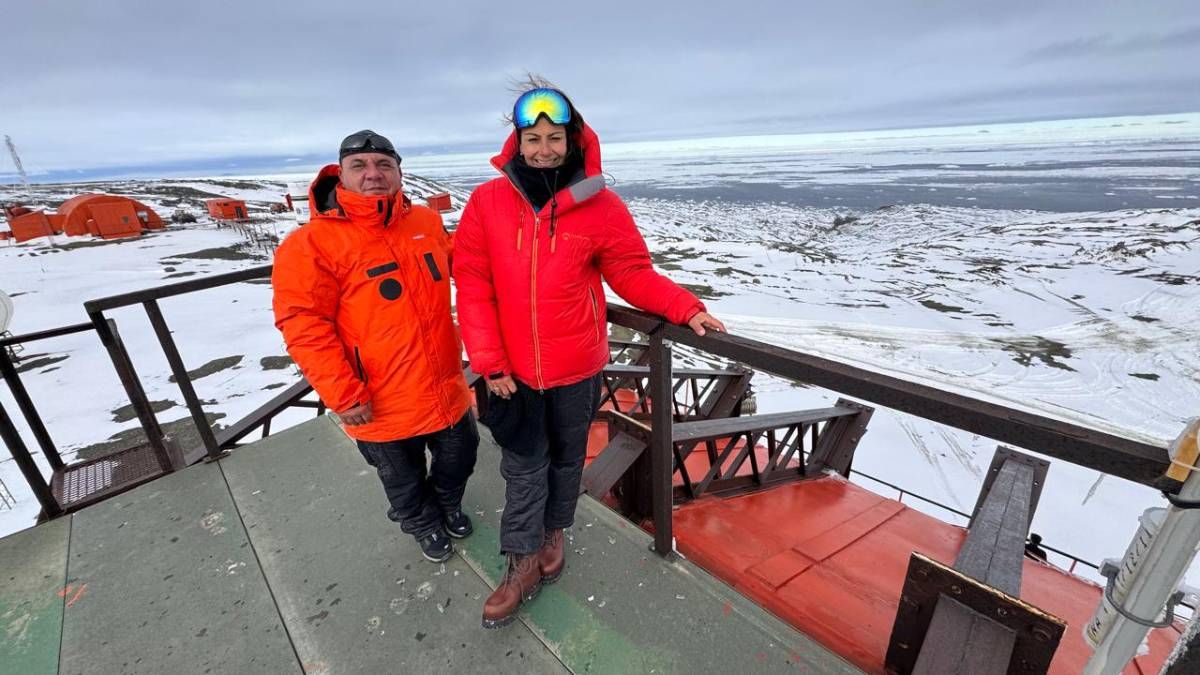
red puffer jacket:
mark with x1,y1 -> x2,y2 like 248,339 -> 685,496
453,123 -> 704,390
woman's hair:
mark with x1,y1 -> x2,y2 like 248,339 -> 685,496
506,73 -> 585,147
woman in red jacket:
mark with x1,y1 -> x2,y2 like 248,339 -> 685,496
453,82 -> 725,628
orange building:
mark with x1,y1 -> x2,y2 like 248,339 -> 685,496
425,192 -> 452,212
8,211 -> 57,242
57,194 -> 164,237
205,199 -> 249,221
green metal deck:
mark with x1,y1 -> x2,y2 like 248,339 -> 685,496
0,416 -> 858,674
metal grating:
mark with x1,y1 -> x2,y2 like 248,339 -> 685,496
51,443 -> 166,511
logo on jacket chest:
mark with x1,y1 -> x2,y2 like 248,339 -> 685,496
366,262 -> 403,300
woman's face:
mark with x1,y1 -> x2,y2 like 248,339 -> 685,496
519,117 -> 568,169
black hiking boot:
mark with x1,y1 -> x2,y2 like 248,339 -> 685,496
417,529 -> 453,563
444,510 -> 473,539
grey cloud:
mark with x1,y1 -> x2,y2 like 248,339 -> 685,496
1018,26 -> 1200,64
3,0 -> 1199,175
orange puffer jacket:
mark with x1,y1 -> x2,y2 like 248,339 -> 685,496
453,124 -> 704,390
272,165 -> 470,441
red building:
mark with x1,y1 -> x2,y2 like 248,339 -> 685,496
205,199 -> 249,221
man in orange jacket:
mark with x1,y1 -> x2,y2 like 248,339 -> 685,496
272,130 -> 477,563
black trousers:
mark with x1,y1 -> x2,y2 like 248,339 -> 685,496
356,411 -> 479,538
499,373 -> 602,555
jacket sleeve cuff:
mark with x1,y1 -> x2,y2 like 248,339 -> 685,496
682,304 -> 705,324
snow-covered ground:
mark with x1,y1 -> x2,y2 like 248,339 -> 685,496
625,199 -> 1200,587
2,116 -> 1199,589
0,175 -> 466,531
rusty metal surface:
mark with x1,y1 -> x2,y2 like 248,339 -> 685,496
51,443 -> 166,511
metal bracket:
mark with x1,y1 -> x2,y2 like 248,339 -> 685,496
1099,561 -> 1185,629
1163,491 -> 1200,509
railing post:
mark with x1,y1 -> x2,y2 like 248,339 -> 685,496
0,343 -> 65,470
648,329 -> 674,557
143,299 -> 223,460
88,313 -> 174,472
0,398 -> 61,518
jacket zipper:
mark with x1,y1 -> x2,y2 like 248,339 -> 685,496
354,346 -> 368,383
531,215 -> 545,390
498,167 -> 548,390
588,287 -> 600,345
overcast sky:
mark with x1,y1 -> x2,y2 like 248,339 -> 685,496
3,0 -> 1198,176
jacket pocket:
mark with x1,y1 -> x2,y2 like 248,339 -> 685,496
421,251 -> 444,282
354,346 -> 368,383
588,287 -> 601,345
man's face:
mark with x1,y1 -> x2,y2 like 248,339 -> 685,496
340,153 -> 402,196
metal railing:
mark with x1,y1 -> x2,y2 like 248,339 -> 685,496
0,265 -> 324,516
83,264 -> 273,464
603,304 -> 1175,558
0,320 -> 172,516
2,268 -> 1174,566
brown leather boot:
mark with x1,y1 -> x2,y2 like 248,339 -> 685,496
481,553 -> 541,629
538,529 -> 565,584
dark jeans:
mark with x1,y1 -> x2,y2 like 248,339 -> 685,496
356,411 -> 479,538
499,373 -> 602,555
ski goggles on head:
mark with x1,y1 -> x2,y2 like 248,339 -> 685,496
339,129 -> 401,162
513,88 -> 572,129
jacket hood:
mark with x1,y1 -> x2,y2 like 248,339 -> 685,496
308,163 -> 411,228
491,122 -> 607,216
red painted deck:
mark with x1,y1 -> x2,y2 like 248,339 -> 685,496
670,476 -> 1182,674
581,412 -> 1182,674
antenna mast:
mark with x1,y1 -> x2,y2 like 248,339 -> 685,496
4,135 -> 30,188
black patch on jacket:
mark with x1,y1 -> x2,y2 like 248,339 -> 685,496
379,278 -> 403,300
367,262 -> 399,278
423,253 -> 443,281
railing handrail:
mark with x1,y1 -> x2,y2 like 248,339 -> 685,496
83,264 -> 272,313
0,322 -> 94,348
605,304 -> 1173,490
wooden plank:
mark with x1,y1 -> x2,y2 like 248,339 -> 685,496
698,368 -> 752,418
956,457 -> 1035,596
673,408 -> 855,443
806,399 -> 873,477
884,553 -> 1064,675
580,432 -> 647,497
913,598 -> 1015,675
793,500 -> 904,562
603,363 -> 748,378
969,446 -> 1049,530
648,334 -> 674,557
887,449 -> 1057,673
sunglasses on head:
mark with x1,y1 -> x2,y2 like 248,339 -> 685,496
513,88 -> 572,130
339,130 -> 401,162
